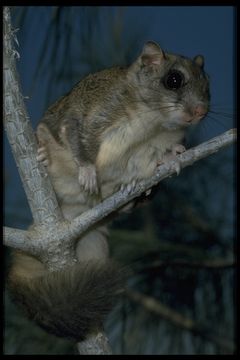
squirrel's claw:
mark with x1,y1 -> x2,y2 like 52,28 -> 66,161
78,164 -> 99,195
120,180 -> 137,194
36,146 -> 49,166
158,144 -> 186,176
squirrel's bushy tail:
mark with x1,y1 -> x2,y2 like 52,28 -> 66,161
8,259 -> 124,341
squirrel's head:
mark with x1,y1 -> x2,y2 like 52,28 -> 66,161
128,41 -> 210,130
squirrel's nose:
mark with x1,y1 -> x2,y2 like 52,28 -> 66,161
193,104 -> 208,118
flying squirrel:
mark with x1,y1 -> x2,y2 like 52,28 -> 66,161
8,41 -> 210,343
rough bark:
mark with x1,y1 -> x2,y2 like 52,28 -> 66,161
3,6 -> 62,227
3,6 -> 110,354
77,333 -> 113,355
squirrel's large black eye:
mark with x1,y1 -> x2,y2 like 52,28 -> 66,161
164,70 -> 184,90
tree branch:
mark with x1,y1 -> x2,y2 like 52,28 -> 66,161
66,128 -> 236,238
3,6 -> 110,355
77,332 -> 112,355
3,227 -> 32,252
3,6 -> 62,226
137,258 -> 235,270
126,288 -> 235,353
3,128 -> 236,254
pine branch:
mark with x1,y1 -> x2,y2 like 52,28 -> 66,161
126,289 -> 236,353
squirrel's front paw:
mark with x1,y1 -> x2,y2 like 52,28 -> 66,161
78,164 -> 99,194
158,144 -> 186,176
171,144 -> 186,156
120,180 -> 137,194
36,146 -> 49,166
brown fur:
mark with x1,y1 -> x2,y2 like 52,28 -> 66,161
8,254 -> 125,341
9,41 -> 210,342
37,41 -> 209,199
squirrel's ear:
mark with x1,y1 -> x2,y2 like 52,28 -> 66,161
193,55 -> 204,69
140,41 -> 166,66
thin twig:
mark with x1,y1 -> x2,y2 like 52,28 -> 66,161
137,257 -> 235,270
67,128 -> 236,238
126,288 -> 235,353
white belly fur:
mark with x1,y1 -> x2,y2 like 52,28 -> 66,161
99,128 -> 184,198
